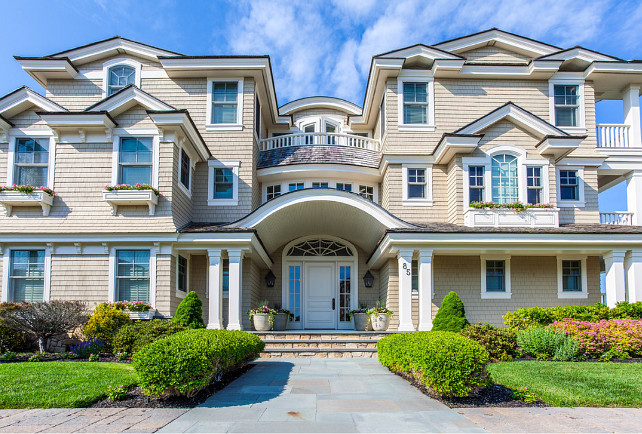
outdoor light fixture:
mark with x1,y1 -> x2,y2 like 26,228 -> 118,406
265,270 -> 276,287
363,270 -> 374,288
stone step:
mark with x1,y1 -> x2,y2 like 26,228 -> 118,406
262,341 -> 378,350
260,348 -> 378,358
253,331 -> 393,358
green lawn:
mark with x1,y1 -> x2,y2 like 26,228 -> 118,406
488,361 -> 642,407
0,362 -> 138,408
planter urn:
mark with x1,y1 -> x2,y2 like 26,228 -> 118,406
252,313 -> 272,331
371,313 -> 391,331
351,313 -> 372,331
272,313 -> 289,331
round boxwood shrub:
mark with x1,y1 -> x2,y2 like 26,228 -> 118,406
83,303 -> 131,350
377,331 -> 489,397
432,292 -> 469,332
112,319 -> 186,356
133,329 -> 265,397
171,291 -> 204,329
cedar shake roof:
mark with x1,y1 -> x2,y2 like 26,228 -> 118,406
257,145 -> 381,169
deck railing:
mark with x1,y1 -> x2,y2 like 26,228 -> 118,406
596,124 -> 631,148
599,211 -> 634,225
259,133 -> 380,152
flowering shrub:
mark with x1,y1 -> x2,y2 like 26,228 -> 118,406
0,185 -> 54,196
512,386 -> 538,403
88,353 -> 100,362
106,385 -> 128,401
105,301 -> 152,312
367,300 -> 394,316
549,319 -> 642,359
469,201 -> 554,211
70,338 -> 105,358
104,184 -> 160,196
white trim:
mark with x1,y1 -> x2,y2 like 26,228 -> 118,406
1,247 -> 51,302
433,29 -> 559,57
402,164 -> 433,206
205,78 -> 244,131
177,146 -> 192,198
208,160 -> 240,206
557,256 -> 588,299
0,87 -> 66,119
7,134 -> 56,189
111,130 -> 160,189
109,246 -> 157,308
280,97 -> 361,116
1,253 -> 8,303
480,255 -> 511,299
397,70 -> 435,131
548,78 -> 586,133
457,102 -> 565,137
175,253 -> 189,299
101,58 -> 142,98
261,180 -> 379,204
87,86 -> 173,117
556,166 -> 585,207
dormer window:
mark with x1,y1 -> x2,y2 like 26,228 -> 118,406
397,70 -> 435,131
108,65 -> 136,96
553,85 -> 579,127
491,154 -> 518,203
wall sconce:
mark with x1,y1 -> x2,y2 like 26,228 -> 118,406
363,270 -> 374,288
265,270 -> 276,287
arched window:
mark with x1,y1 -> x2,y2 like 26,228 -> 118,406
287,239 -> 353,257
491,154 -> 518,203
108,65 -> 136,96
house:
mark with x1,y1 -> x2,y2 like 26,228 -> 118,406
1,28 -> 641,332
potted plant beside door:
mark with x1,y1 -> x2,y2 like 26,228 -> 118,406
248,301 -> 276,331
272,305 -> 293,331
349,303 -> 372,331
368,301 -> 394,331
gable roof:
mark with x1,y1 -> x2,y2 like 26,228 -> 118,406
85,85 -> 175,117
0,86 -> 67,119
536,46 -> 622,62
375,44 -> 464,60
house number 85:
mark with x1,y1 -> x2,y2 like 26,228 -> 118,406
402,263 -> 411,276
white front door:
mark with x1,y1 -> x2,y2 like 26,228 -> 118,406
304,262 -> 336,329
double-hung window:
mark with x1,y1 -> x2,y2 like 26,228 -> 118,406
116,250 -> 150,302
559,170 -> 579,201
177,255 -> 188,293
359,185 -> 374,200
481,256 -> 511,298
118,137 -> 153,185
266,184 -> 281,200
526,167 -> 542,204
9,250 -> 45,302
336,183 -> 352,192
561,260 -> 581,292
554,85 -> 579,127
108,65 -> 135,96
289,182 -> 304,191
491,154 -> 518,203
402,83 -> 428,124
208,161 -> 239,206
213,168 -> 233,199
468,166 -> 485,203
407,168 -> 426,199
180,149 -> 191,190
14,138 -> 49,187
210,81 -> 240,125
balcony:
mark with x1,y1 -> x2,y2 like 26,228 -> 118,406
596,124 -> 635,148
464,207 -> 560,228
599,212 -> 633,225
260,133 -> 380,152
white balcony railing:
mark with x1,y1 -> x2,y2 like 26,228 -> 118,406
596,124 -> 631,148
260,132 -> 380,152
599,212 -> 633,225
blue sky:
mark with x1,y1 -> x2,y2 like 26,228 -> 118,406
1,0 -> 641,210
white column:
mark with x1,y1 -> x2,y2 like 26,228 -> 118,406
227,249 -> 244,331
604,250 -> 627,308
626,171 -> 642,225
418,249 -> 433,331
397,249 -> 415,331
623,85 -> 641,147
626,250 -> 642,303
206,249 -> 223,329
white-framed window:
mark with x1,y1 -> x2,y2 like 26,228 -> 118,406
557,256 -> 588,298
359,185 -> 374,201
206,79 -> 244,130
102,58 -> 142,97
289,182 -> 305,191
336,183 -> 352,192
208,160 -> 240,206
3,249 -> 51,303
7,134 -> 55,188
397,70 -> 435,131
468,166 -> 485,204
491,154 -> 519,203
402,164 -> 433,206
481,255 -> 511,299
179,148 -> 191,192
526,166 -> 543,204
266,184 -> 281,200
115,250 -> 151,303
177,254 -> 188,296
312,182 -> 329,188
548,78 -> 585,132
111,130 -> 159,188
254,95 -> 261,139
556,167 -> 585,207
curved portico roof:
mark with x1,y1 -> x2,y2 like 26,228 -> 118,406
279,97 -> 362,116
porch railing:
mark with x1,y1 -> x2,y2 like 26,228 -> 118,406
599,211 -> 634,225
260,133 -> 381,152
596,124 -> 631,148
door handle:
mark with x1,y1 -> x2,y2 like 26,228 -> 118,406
332,298 -> 336,310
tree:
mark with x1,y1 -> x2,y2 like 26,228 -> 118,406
432,291 -> 469,332
172,291 -> 205,329
0,301 -> 88,353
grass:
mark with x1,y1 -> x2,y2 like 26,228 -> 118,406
488,361 -> 642,407
0,362 -> 138,408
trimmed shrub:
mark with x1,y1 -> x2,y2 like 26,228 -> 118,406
113,319 -> 186,356
83,303 -> 131,350
171,291 -> 204,329
377,331 -> 489,397
516,327 -> 578,361
432,292 -> 469,332
0,303 -> 31,352
461,323 -> 517,361
133,329 -> 265,397
549,319 -> 642,359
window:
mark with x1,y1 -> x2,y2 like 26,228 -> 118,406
207,80 -> 242,127
481,256 -> 511,298
491,154 -> 518,203
336,183 -> 352,192
469,166 -> 485,204
213,168 -> 233,199
554,85 -> 579,127
118,137 -> 152,185
359,185 -> 374,201
9,250 -> 45,302
407,168 -> 426,199
266,184 -> 281,200
208,161 -> 239,206
177,255 -> 188,293
486,260 -> 505,292
222,259 -> 229,297
289,182 -> 304,191
116,250 -> 150,302
304,124 -> 315,144
411,259 -> 418,294
180,149 -> 190,190
403,83 -> 428,124
339,265 -> 351,322
254,96 -> 261,138
379,97 -> 386,138
14,138 -> 49,187
108,65 -> 135,96
527,167 -> 542,204
561,260 -> 582,292
288,265 -> 301,322
312,182 -> 328,188
559,170 -> 579,201
325,122 -> 337,145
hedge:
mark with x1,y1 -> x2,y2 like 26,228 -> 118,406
112,319 -> 186,356
377,331 -> 489,397
132,329 -> 264,397
460,323 -> 517,361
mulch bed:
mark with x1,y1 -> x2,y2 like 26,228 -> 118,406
91,363 -> 255,408
0,353 -> 129,363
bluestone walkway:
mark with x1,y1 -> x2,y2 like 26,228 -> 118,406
160,358 -> 485,433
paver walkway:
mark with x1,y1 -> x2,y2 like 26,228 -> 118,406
160,358 -> 484,433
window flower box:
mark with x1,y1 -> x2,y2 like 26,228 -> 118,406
102,184 -> 159,216
465,204 -> 559,228
107,301 -> 155,320
0,186 -> 54,216
126,309 -> 155,320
